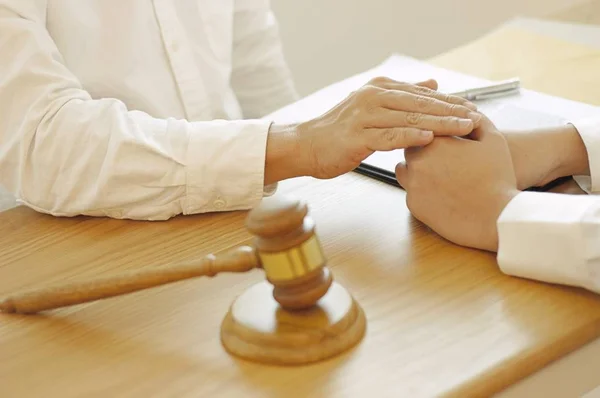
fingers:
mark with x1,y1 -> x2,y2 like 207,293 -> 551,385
467,112 -> 501,142
416,79 -> 438,91
408,85 -> 477,111
376,89 -> 478,122
367,76 -> 477,111
364,108 -> 480,136
395,162 -> 408,188
364,128 -> 433,151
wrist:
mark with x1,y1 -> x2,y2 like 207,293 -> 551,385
555,124 -> 590,178
264,123 -> 311,185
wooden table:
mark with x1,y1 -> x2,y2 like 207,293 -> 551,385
2,25 -> 600,398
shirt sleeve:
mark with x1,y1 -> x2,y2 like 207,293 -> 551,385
497,191 -> 600,294
0,3 -> 273,221
231,0 -> 299,119
569,116 -> 600,193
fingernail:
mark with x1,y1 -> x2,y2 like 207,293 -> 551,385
459,119 -> 473,129
420,130 -> 433,138
468,112 -> 482,123
465,102 -> 478,111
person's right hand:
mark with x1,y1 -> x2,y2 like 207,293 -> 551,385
294,76 -> 482,179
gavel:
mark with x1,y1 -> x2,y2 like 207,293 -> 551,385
0,194 -> 366,365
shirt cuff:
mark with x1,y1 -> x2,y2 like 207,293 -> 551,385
183,119 -> 276,214
497,191 -> 595,290
569,116 -> 600,192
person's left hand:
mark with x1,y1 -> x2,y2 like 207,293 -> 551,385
395,114 -> 520,252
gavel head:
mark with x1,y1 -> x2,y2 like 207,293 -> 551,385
245,195 -> 333,310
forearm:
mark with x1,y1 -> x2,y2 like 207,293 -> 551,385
545,124 -> 590,179
5,97 -> 277,219
506,124 -> 591,189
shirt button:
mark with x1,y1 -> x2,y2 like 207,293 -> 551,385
214,198 -> 226,209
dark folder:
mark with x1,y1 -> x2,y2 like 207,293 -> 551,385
354,152 -> 571,192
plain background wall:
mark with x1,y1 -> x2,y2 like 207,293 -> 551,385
271,0 -> 589,96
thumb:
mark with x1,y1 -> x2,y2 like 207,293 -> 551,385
395,161 -> 409,189
416,79 -> 438,91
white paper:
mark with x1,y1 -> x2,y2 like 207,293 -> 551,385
266,54 -> 600,174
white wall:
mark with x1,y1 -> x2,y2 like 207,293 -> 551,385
271,0 -> 588,96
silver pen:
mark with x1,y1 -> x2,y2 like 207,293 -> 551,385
450,78 -> 521,101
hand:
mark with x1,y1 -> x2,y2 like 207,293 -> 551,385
264,76 -> 482,184
300,76 -> 483,179
395,114 -> 519,252
503,125 -> 590,189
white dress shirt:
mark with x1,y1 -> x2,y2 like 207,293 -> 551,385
497,117 -> 600,294
0,0 -> 297,220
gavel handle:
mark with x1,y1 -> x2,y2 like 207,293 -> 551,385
0,246 -> 260,314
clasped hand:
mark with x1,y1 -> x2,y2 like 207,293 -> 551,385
396,114 -> 519,252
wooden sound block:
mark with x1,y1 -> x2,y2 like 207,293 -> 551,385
220,281 -> 366,365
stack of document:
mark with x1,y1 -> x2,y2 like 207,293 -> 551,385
266,55 -> 600,186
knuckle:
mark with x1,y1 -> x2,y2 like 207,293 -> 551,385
382,128 -> 398,143
446,103 -> 461,116
357,85 -> 378,100
439,92 -> 452,103
354,87 -> 377,111
405,112 -> 423,126
368,76 -> 391,87
414,86 -> 435,97
359,87 -> 383,114
396,82 -> 411,92
413,95 -> 434,111
447,94 -> 464,104
357,84 -> 371,95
